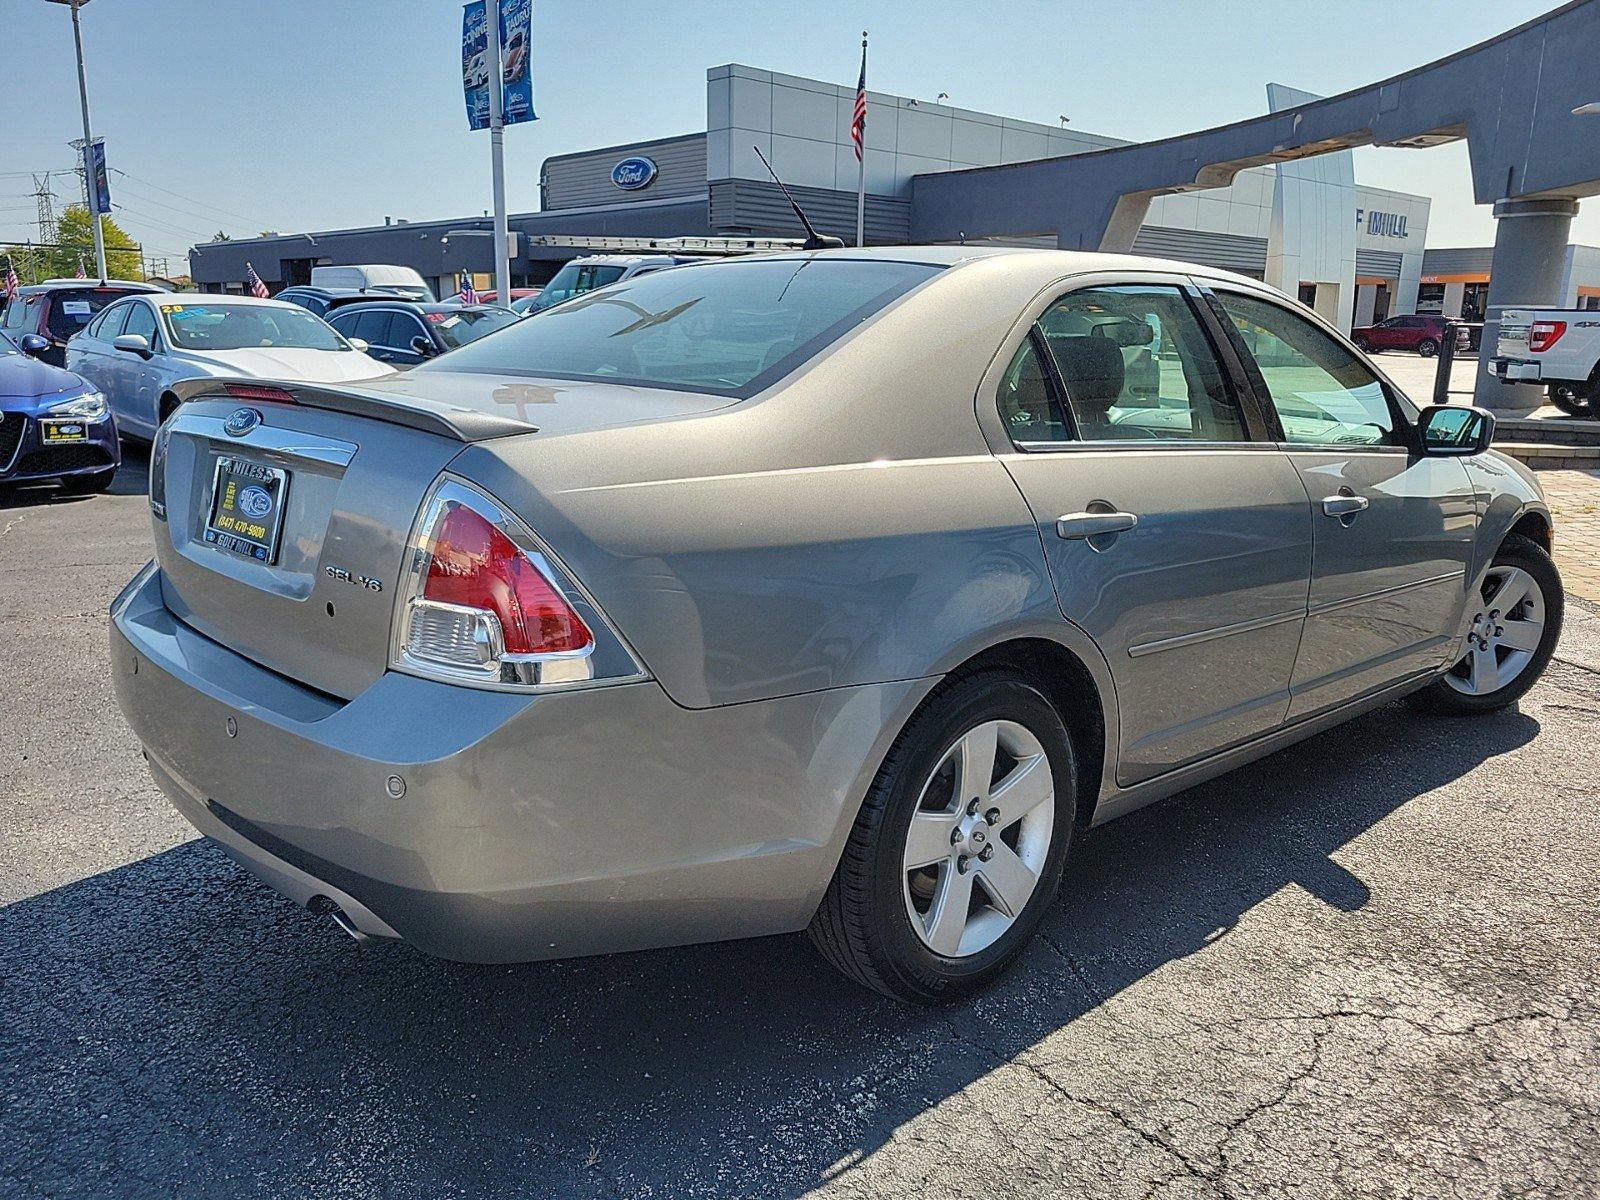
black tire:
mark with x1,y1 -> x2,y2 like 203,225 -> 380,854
57,468 -> 116,496
1417,337 -> 1439,358
1353,336 -> 1372,353
1410,533 -> 1563,715
1548,381 -> 1598,419
808,668 -> 1077,1004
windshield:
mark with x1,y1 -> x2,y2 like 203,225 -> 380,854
160,303 -> 348,351
46,288 -> 129,341
428,307 -> 518,350
420,257 -> 941,395
532,262 -> 627,311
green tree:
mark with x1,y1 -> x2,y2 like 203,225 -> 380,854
50,205 -> 143,280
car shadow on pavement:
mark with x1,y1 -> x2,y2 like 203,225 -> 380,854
0,699 -> 1539,1199
0,444 -> 147,509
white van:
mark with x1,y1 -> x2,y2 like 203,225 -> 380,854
309,264 -> 435,302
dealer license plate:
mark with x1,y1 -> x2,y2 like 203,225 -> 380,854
205,456 -> 289,564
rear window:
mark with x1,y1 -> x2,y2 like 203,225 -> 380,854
428,307 -> 518,349
423,258 -> 941,395
45,288 -> 128,340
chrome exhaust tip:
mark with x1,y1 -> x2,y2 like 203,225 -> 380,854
309,894 -> 372,945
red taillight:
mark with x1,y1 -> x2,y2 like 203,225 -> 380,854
1529,321 -> 1567,353
224,383 -> 298,404
423,504 -> 592,655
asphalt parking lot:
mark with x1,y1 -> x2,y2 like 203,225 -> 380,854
3,451 -> 1599,1199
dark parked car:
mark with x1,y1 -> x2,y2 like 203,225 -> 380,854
325,300 -> 518,366
1351,313 -> 1475,357
0,330 -> 120,493
0,279 -> 163,367
274,286 -> 376,318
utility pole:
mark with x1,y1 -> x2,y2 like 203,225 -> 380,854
485,0 -> 511,304
48,0 -> 108,280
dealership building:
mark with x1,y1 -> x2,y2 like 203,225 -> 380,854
191,64 -> 1435,332
1418,243 -> 1600,320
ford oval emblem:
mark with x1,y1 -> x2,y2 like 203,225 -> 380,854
224,407 -> 261,437
238,485 -> 274,520
611,156 -> 658,191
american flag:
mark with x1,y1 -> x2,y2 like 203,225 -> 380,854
74,259 -> 87,279
4,259 -> 17,300
458,272 -> 478,305
851,37 -> 868,162
246,262 -> 269,299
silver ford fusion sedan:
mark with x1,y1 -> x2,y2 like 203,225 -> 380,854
110,248 -> 1562,1003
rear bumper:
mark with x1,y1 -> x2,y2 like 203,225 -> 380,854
1489,357 -> 1543,383
110,561 -> 927,963
0,412 -> 120,482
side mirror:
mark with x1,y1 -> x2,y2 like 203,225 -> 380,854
1418,403 -> 1495,456
113,333 -> 152,358
346,337 -> 370,353
410,335 -> 434,357
17,333 -> 49,357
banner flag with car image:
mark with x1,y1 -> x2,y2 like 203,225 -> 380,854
463,0 -> 535,131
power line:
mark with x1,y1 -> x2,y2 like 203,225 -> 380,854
110,169 -> 274,229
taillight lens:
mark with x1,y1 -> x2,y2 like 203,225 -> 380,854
392,477 -> 643,691
1529,320 -> 1567,353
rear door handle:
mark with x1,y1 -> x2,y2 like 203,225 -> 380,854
1056,511 -> 1139,540
1321,494 -> 1370,518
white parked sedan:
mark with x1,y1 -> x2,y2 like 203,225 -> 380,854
66,294 -> 394,440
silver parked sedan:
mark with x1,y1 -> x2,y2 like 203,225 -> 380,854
110,248 -> 1562,1003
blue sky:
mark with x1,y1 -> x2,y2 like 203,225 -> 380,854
2,0 -> 1590,269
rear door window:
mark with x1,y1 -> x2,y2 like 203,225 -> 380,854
1034,284 -> 1247,443
91,301 -> 133,340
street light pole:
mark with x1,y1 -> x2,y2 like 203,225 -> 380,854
485,0 -> 511,304
51,0 -> 108,280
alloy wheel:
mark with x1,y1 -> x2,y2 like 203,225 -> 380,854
901,719 -> 1054,957
1444,566 -> 1547,696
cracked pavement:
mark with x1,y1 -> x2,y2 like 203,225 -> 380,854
2,454 -> 1599,1199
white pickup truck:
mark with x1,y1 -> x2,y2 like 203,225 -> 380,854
1490,307 -> 1600,416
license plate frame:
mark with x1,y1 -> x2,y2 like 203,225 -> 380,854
39,418 -> 90,444
204,455 -> 290,564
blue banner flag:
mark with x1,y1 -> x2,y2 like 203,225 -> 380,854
84,140 -> 111,215
464,0 -> 535,131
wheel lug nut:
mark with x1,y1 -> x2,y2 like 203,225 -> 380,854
950,827 -> 962,845
956,855 -> 970,873
1495,626 -> 1504,637
967,798 -> 980,815
985,807 -> 1000,826
979,845 -> 994,861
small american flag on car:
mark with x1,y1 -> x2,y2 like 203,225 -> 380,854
3,259 -> 17,299
458,272 -> 478,305
246,262 -> 269,299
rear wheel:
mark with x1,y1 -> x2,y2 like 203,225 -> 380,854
1411,534 -> 1563,714
1548,381 -> 1597,418
1417,337 -> 1439,358
1353,335 -> 1373,353
809,669 -> 1077,1004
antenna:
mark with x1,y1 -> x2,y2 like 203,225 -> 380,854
751,145 -> 845,251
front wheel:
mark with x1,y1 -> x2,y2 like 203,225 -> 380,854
1417,337 -> 1439,358
809,670 -> 1077,1004
1411,534 -> 1563,714
1353,336 -> 1373,353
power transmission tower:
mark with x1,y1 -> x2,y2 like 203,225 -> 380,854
32,173 -> 59,244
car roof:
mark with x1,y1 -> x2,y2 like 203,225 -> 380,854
128,292 -> 306,311
330,299 -> 502,314
15,279 -> 162,295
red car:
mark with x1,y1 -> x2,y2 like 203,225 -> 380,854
1350,313 -> 1468,358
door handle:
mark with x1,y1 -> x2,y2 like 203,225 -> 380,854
1056,511 -> 1139,540
1321,494 -> 1370,518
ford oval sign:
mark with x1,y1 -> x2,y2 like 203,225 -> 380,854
223,408 -> 262,437
611,156 -> 658,191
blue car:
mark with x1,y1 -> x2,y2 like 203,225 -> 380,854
0,330 -> 121,494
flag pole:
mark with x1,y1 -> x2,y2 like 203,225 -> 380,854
486,0 -> 511,305
855,31 -> 867,248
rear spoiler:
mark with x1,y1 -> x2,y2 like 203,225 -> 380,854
171,378 -> 538,442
